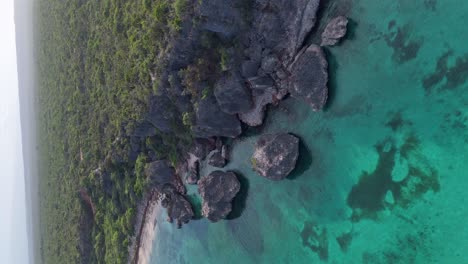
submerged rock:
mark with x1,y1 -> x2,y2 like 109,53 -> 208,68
193,95 -> 242,138
214,72 -> 253,114
198,171 -> 241,222
208,150 -> 226,168
321,16 -> 349,46
252,133 -> 300,180
289,44 -> 328,111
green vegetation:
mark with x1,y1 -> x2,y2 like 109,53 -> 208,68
36,0 -> 195,263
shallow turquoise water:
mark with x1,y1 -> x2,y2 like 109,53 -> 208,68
150,0 -> 468,263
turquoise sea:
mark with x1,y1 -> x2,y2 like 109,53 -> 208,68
150,0 -> 467,263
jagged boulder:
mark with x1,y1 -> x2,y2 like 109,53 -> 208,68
188,138 -> 216,160
214,72 -> 253,114
161,186 -> 194,228
289,44 -> 328,111
193,95 -> 242,138
198,171 -> 241,222
321,16 -> 349,46
240,76 -> 277,126
252,133 -> 300,180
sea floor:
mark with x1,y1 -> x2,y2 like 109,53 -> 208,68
150,0 -> 467,263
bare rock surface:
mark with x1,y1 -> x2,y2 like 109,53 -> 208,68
161,186 -> 194,228
198,171 -> 241,222
252,133 -> 300,180
321,16 -> 349,46
208,150 -> 227,168
289,44 -> 328,111
193,95 -> 242,138
214,72 -> 253,114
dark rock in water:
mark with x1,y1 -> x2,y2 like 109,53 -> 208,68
189,138 -> 216,160
193,95 -> 242,138
208,150 -> 227,168
146,95 -> 179,133
198,171 -> 241,222
252,133 -> 300,180
163,189 -> 194,228
289,44 -> 328,111
145,160 -> 177,187
321,16 -> 349,47
186,160 -> 199,185
214,72 -> 253,114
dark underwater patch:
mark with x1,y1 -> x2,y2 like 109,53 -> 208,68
422,51 -> 468,93
347,139 -> 398,221
336,231 -> 353,252
384,24 -> 423,64
385,111 -> 413,131
347,134 -> 440,222
301,221 -> 329,261
422,50 -> 453,93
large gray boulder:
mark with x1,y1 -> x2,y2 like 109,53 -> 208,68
198,171 -> 241,222
214,72 -> 253,114
161,186 -> 194,228
208,150 -> 226,168
252,133 -> 300,180
193,95 -> 242,138
321,16 -> 349,46
289,44 -> 328,111
252,0 -> 321,64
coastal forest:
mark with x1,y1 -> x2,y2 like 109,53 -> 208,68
36,0 -> 200,263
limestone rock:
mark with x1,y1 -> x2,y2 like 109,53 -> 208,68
214,72 -> 253,114
289,44 -> 328,111
252,133 -> 300,180
321,16 -> 349,47
198,171 -> 241,222
193,95 -> 242,138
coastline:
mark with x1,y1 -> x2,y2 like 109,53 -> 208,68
128,190 -> 161,264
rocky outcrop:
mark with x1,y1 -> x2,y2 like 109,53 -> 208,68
208,150 -> 226,168
188,138 -> 216,160
250,0 -> 321,64
252,133 -> 300,180
161,186 -> 194,228
321,16 -> 348,46
193,95 -> 242,138
198,171 -> 241,222
289,44 -> 328,111
214,72 -> 253,114
240,76 -> 277,126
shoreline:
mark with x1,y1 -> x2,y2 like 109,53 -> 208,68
128,190 -> 161,264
